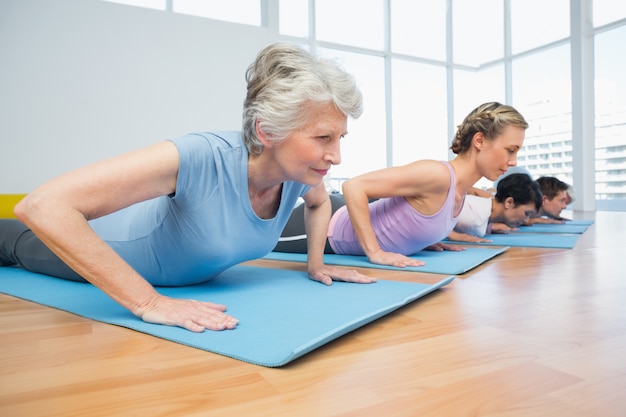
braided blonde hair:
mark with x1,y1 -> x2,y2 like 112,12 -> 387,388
450,102 -> 528,154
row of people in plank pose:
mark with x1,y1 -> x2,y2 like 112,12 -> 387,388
0,42 -> 572,333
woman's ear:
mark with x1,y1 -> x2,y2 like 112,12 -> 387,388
473,132 -> 485,150
255,119 -> 273,148
504,196 -> 515,208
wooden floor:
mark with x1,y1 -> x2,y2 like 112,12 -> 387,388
1,211 -> 625,417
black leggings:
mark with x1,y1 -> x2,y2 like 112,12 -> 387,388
0,219 -> 86,282
273,193 -> 347,254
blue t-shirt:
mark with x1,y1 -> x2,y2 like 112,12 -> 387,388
89,131 -> 310,286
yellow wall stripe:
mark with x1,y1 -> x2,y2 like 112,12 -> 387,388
0,194 -> 26,218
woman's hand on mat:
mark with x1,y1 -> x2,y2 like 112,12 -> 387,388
138,294 -> 239,332
366,250 -> 425,269
447,231 -> 492,243
490,223 -> 517,234
308,265 -> 377,286
424,242 -> 465,252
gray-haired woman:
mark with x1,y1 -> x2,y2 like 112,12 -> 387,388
0,43 -> 375,332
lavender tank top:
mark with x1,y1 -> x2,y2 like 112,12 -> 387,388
328,161 -> 462,256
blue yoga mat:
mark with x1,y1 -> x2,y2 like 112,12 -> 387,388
564,219 -> 594,226
516,223 -> 590,234
0,265 -> 453,367
445,232 -> 580,248
264,246 -> 508,275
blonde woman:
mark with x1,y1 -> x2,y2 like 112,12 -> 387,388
276,102 -> 529,268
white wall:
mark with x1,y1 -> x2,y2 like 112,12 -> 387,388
0,0 -> 276,193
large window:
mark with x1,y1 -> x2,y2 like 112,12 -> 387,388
316,0 -> 385,50
594,0 -> 626,26
317,48 -> 387,181
453,0 -> 504,67
512,45 -> 572,184
510,0 -> 570,54
391,0 -> 446,61
453,66 -> 506,134
594,24 -> 626,207
279,0 -> 308,37
392,60 -> 448,166
97,0 -> 626,210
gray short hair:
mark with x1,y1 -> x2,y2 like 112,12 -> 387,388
242,43 -> 363,155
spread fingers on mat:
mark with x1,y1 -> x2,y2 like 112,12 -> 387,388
139,295 -> 238,332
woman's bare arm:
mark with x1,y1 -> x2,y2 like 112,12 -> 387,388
15,142 -> 238,331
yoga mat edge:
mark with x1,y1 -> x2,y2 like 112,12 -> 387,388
0,265 -> 454,367
263,246 -> 508,275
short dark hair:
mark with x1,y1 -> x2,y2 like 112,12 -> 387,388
495,173 -> 543,211
536,176 -> 569,200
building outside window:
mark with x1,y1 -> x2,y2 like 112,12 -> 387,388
102,0 -> 626,209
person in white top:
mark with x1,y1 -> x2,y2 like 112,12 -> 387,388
447,173 -> 542,243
